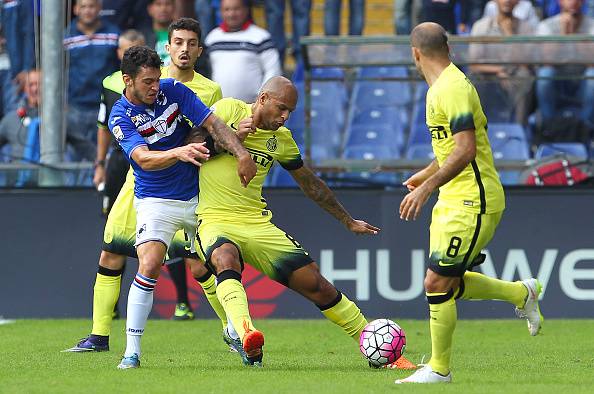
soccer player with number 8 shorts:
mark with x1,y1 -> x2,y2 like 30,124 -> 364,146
395,22 -> 543,384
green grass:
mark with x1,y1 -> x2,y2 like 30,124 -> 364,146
1,319 -> 593,393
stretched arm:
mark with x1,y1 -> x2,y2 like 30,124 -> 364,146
400,130 -> 476,221
290,166 -> 380,234
130,143 -> 210,171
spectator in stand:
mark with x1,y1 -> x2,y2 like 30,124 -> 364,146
206,0 -> 281,102
1,0 -> 36,93
469,0 -> 536,125
0,31 -> 19,120
0,69 -> 40,166
264,0 -> 311,65
99,0 -> 152,31
483,0 -> 540,25
324,0 -> 365,36
459,0 -> 489,33
421,0 -> 483,34
394,0 -> 422,34
195,0 -> 220,36
64,0 -> 119,162
537,0 -> 588,18
142,0 -> 176,64
536,0 -> 594,126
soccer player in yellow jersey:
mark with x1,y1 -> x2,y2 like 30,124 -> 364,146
395,23 -> 543,384
191,76 -> 416,369
66,18 -> 229,352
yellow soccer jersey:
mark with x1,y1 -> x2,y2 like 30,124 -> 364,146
426,63 -> 504,214
198,98 -> 303,222
161,65 -> 222,107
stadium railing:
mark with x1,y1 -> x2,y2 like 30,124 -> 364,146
298,35 -> 594,187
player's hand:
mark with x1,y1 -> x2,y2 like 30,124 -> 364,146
399,184 -> 432,221
237,153 -> 257,187
346,219 -> 380,235
93,165 -> 105,189
403,169 -> 430,191
176,142 -> 210,167
237,116 -> 256,142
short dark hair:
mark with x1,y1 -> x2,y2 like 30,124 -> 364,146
168,17 -> 203,45
410,23 -> 449,58
121,46 -> 162,78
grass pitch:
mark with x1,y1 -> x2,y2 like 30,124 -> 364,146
1,319 -> 593,393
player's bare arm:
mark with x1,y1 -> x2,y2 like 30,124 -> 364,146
93,126 -> 112,188
186,117 -> 255,152
400,130 -> 476,221
290,166 -> 380,235
130,143 -> 210,170
403,160 -> 439,191
202,114 -> 257,187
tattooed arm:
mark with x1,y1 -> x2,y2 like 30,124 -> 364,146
290,166 -> 380,235
202,114 -> 257,187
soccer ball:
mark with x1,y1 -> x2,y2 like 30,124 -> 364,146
359,319 -> 406,367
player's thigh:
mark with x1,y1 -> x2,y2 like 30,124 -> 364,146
242,222 -> 314,286
102,172 -> 137,258
429,203 -> 483,277
197,220 -> 247,272
134,197 -> 188,250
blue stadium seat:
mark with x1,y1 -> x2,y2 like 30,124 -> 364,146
488,123 -> 527,142
405,144 -> 435,160
358,66 -> 408,79
268,165 -> 298,187
345,124 -> 405,156
343,145 -> 399,160
535,143 -> 589,160
311,67 -> 345,80
350,106 -> 406,127
352,81 -> 411,107
407,123 -> 431,147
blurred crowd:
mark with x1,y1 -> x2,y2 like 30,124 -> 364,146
0,0 -> 593,172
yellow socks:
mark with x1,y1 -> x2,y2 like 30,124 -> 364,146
458,271 -> 528,307
91,268 -> 122,336
216,271 -> 255,339
427,291 -> 457,376
320,292 -> 368,341
196,272 -> 228,329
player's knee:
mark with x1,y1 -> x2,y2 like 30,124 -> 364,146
99,250 -> 126,270
424,269 -> 459,293
210,244 -> 241,273
187,258 -> 209,278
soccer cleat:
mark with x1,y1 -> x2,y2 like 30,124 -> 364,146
62,335 -> 109,352
515,278 -> 544,336
223,328 -> 250,364
172,303 -> 195,320
381,355 -> 418,370
242,329 -> 265,367
395,364 -> 452,384
117,353 -> 140,369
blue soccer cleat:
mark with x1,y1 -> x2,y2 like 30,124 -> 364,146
63,335 -> 109,352
117,353 -> 140,369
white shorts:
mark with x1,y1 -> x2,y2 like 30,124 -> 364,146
133,195 -> 198,252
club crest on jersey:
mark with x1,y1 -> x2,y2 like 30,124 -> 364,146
266,135 -> 277,152
156,91 -> 167,106
154,119 -> 168,134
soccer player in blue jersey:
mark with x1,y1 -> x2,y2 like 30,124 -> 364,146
109,46 -> 256,369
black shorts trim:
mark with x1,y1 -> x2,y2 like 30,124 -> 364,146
272,254 -> 315,286
470,160 -> 486,214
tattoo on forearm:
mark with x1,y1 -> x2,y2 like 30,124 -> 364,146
208,117 -> 247,157
294,168 -> 351,224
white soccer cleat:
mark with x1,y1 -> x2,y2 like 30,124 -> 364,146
394,364 -> 452,384
515,278 -> 544,336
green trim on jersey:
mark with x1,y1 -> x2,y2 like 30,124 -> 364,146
198,97 -> 303,222
426,63 -> 505,214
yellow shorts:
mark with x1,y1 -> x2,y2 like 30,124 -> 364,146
428,200 -> 503,277
197,218 -> 313,285
102,169 -> 195,259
